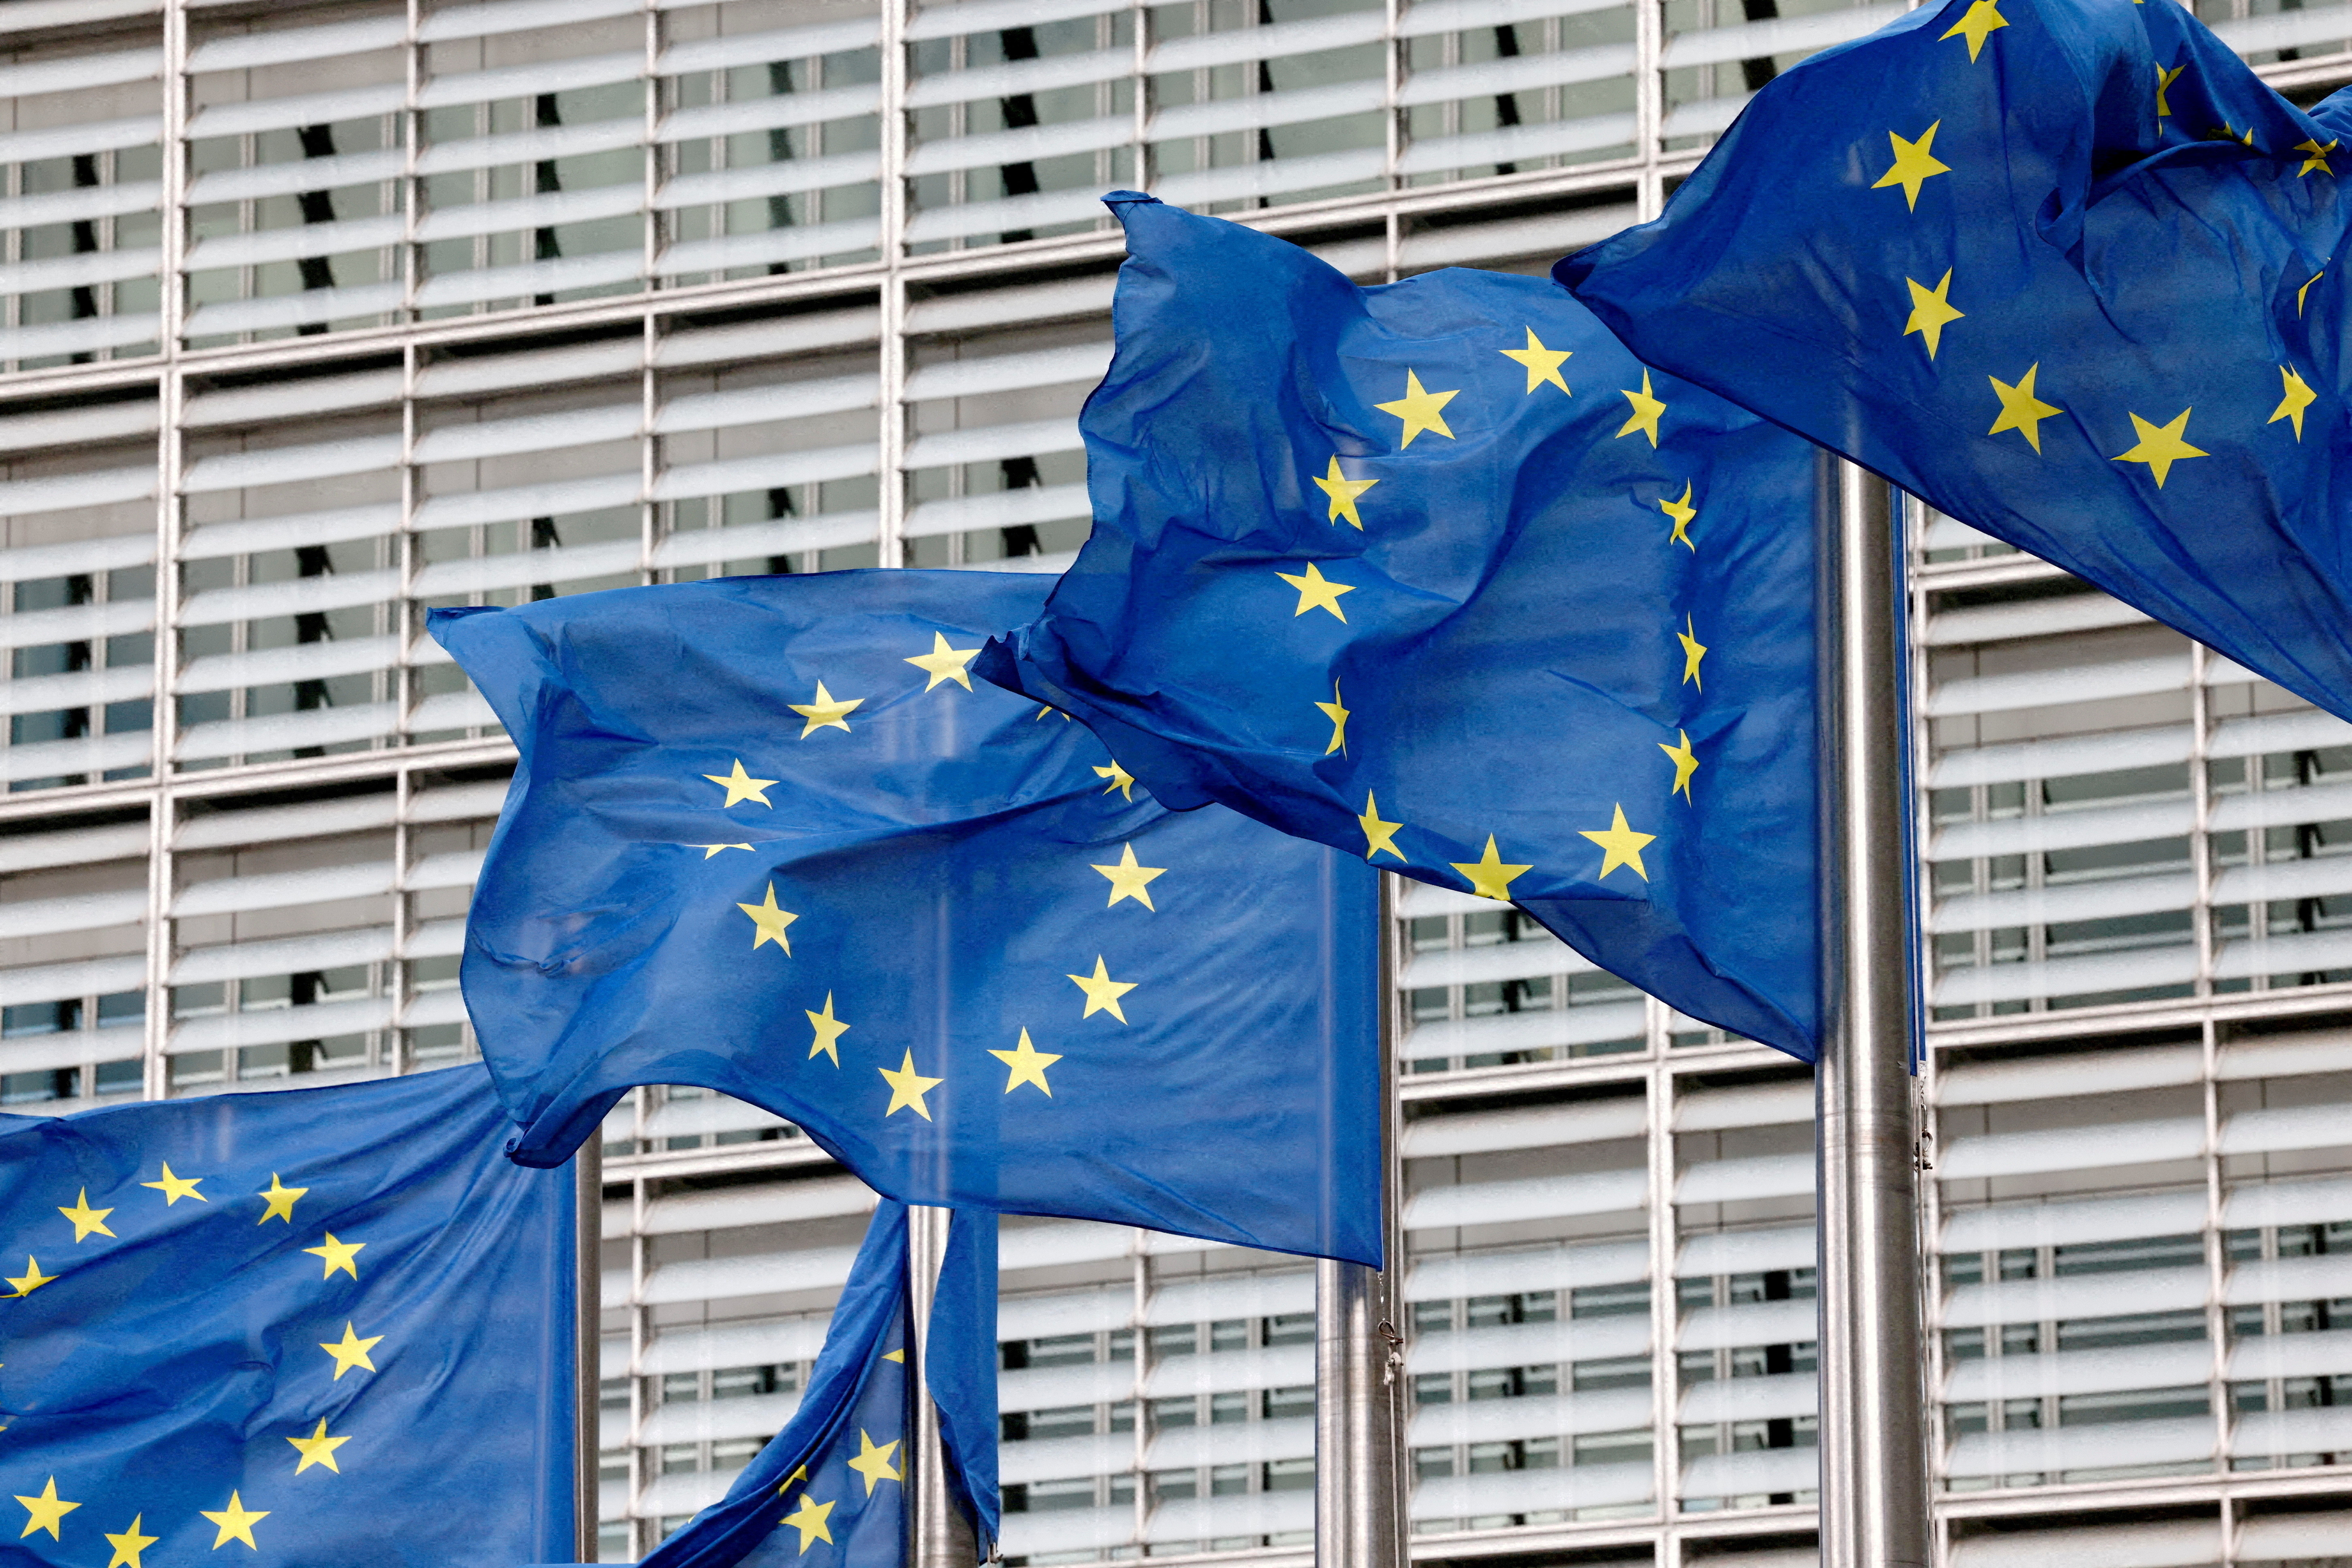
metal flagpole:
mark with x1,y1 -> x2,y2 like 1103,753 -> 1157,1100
908,1204 -> 980,1568
574,1140 -> 604,1565
1813,454 -> 1931,1568
1314,871 -> 1406,1568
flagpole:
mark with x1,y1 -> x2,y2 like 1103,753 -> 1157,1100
1314,871 -> 1406,1568
908,1204 -> 979,1568
1813,454 -> 1930,1568
573,1139 -> 603,1565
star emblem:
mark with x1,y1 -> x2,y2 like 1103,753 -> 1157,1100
1373,370 -> 1459,447
805,993 -> 850,1065
2111,408 -> 2206,487
693,843 -> 754,858
2157,62 -> 2186,118
2299,137 -> 2339,177
880,1052 -> 944,1120
737,882 -> 800,953
703,759 -> 776,808
1091,844 -> 1166,910
1580,805 -> 1656,881
1677,616 -> 1707,690
58,1188 -> 113,1242
782,1495 -> 835,1551
15,1478 -> 77,1540
846,1430 -> 903,1495
1316,682 -> 1350,755
2271,366 -> 2318,440
1657,483 -> 1696,550
1499,327 -> 1572,394
1660,729 -> 1700,802
141,1162 -> 206,1205
1276,561 -> 1356,621
788,681 -> 862,737
1358,792 -> 1404,862
304,1232 -> 366,1280
905,631 -> 981,692
1451,835 -> 1532,901
1987,364 -> 2063,452
103,1514 -> 156,1568
1871,121 -> 1950,209
256,1172 -> 307,1225
287,1417 -> 352,1474
1902,270 -> 1965,359
1941,0 -> 2007,61
1616,369 -> 1666,445
319,1321 -> 383,1381
1095,761 -> 1136,801
989,1028 -> 1061,1096
6,1256 -> 54,1297
1066,956 -> 1138,1022
1312,457 -> 1378,527
200,1493 -> 268,1551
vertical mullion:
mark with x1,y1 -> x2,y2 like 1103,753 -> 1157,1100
1645,1050 -> 1681,1528
160,0 -> 189,354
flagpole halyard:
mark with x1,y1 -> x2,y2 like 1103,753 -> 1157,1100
1315,871 -> 1406,1568
1814,454 -> 1931,1568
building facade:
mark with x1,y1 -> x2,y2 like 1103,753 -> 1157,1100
0,0 -> 2347,1564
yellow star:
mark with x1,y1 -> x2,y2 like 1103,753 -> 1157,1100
2300,137 -> 2339,177
141,1162 -> 206,1206
1677,616 -> 1708,690
879,1051 -> 944,1120
2157,62 -> 2185,117
57,1188 -> 113,1242
1316,682 -> 1350,755
694,843 -> 754,858
737,883 -> 800,953
1499,328 -> 1572,394
1067,956 -> 1137,1022
1451,835 -> 1532,901
1902,271 -> 1964,360
304,1232 -> 365,1280
287,1417 -> 352,1475
990,1028 -> 1061,1096
1095,761 -> 1136,801
1660,729 -> 1700,801
879,1351 -> 904,1365
15,1478 -> 77,1540
2111,408 -> 2206,487
200,1492 -> 268,1551
256,1173 -> 307,1225
104,1514 -> 157,1568
1987,363 -> 2063,452
2272,366 -> 2318,440
1276,560 -> 1356,621
1374,370 -> 1459,448
805,993 -> 850,1066
6,1257 -> 55,1297
1616,369 -> 1666,445
1312,457 -> 1379,528
1358,792 -> 1404,862
782,1495 -> 835,1552
1091,843 -> 1165,910
1580,805 -> 1655,881
1035,705 -> 1071,722
779,1463 -> 812,1492
846,1430 -> 903,1495
905,631 -> 981,692
1941,0 -> 2007,61
788,681 -> 861,738
318,1321 -> 383,1381
1872,121 -> 1950,209
1657,483 -> 1697,550
2302,268 -> 2328,315
703,759 -> 776,808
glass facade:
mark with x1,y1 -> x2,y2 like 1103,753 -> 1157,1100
1,0 -> 2350,1564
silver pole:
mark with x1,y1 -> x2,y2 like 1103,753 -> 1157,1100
1314,871 -> 1406,1568
574,1139 -> 604,1565
906,1204 -> 979,1568
1813,454 -> 1930,1568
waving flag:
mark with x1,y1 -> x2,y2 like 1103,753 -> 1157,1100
1563,0 -> 2352,722
434,571 -> 1380,1264
981,194 -> 1822,1058
0,1065 -> 572,1568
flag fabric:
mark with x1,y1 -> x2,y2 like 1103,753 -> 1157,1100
979,194 -> 1823,1059
0,1065 -> 573,1568
1561,0 -> 2352,723
639,1202 -> 999,1568
432,571 -> 1382,1264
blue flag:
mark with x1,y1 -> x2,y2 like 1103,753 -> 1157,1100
980,194 -> 1823,1059
0,1065 -> 572,1568
432,571 -> 1381,1263
1562,0 -> 2352,722
640,1203 -> 999,1568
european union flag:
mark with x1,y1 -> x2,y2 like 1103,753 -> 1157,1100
0,1064 -> 572,1567
1562,0 -> 2352,721
432,571 -> 1381,1263
641,1203 -> 998,1568
980,195 -> 1823,1059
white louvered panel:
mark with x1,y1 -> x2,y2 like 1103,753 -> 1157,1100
1409,1314 -> 1650,1374
903,116 -> 1130,179
2217,926 -> 2352,980
408,690 -> 498,733
413,404 -> 640,465
416,53 -> 646,111
997,1358 -> 1133,1413
419,341 -> 642,401
655,311 -> 879,372
1678,1082 -> 1813,1130
409,542 -> 643,600
2226,1252 -> 2352,1306
904,0 -> 1130,41
168,997 -> 396,1055
185,16 -> 409,74
0,400 -> 156,456
1935,946 -> 2201,1010
1938,1040 -> 2201,1106
0,1023 -> 145,1076
413,474 -> 640,533
1928,655 -> 2190,719
628,1472 -> 727,1524
415,251 -> 648,311
2228,1327 -> 2352,1382
655,83 -> 885,146
1934,871 -> 2197,934
653,513 -> 879,569
1659,1 -> 1903,69
1947,1521 -> 2218,1568
404,850 -> 486,892
0,821 -> 148,873
1677,1153 -> 1813,1205
1405,1097 -> 1645,1157
656,19 -> 882,78
187,85 -> 407,141
658,218 -> 886,278
1938,1117 -> 2207,1181
415,184 -> 646,247
1151,10 -> 1389,74
2212,777 -> 2352,832
0,116 -> 161,168
1151,150 -> 1392,213
1930,723 -> 2193,790
400,990 -> 469,1029
0,465 -> 154,520
653,445 -> 879,505
1400,42 -> 1637,106
1401,0 -> 1633,35
0,534 -> 155,589
1406,1239 -> 1650,1302
0,665 -> 152,720
169,928 -> 396,988
3,179 -> 163,229
1408,1387 -> 1652,1447
637,1313 -> 831,1378
635,1389 -> 801,1448
638,1243 -> 861,1306
1399,115 -> 1639,175
903,47 -> 1132,111
0,955 -> 147,1008
182,436 -> 400,495
1146,1271 -> 1313,1326
415,119 -> 649,181
175,792 -> 397,848
175,702 -> 404,765
0,0 -> 157,32
419,0 -> 645,42
1006,1431 -> 1146,1485
184,374 -> 403,430
1943,1341 -> 2212,1402
0,733 -> 152,784
1925,591 -> 2150,647
183,216 -> 405,272
1001,1284 -> 1133,1341
403,918 -> 469,961
1400,999 -> 1647,1059
0,247 -> 165,300
188,288 -> 403,345
1413,1461 -> 1653,1519
1931,798 -> 2194,862
0,599 -> 153,652
1677,1297 -> 1814,1351
1946,1417 -> 2216,1479
1680,1371 -> 1816,1423
653,376 -> 878,435
1943,1266 -> 2209,1329
903,344 -> 1112,404
0,48 -> 164,100
1404,1167 -> 1647,1229
2218,1029 -> 2352,1079
903,484 -> 1087,542
1677,1224 -> 1815,1278
1144,1343 -> 1313,1398
173,862 -> 395,919
1146,1492 -> 1314,1545
1400,934 -> 1587,989
654,151 -> 885,211
904,273 -> 1116,335
2214,4 -> 2352,54
1680,1445 -> 1818,1499
2216,853 -> 2352,906
179,569 -> 402,630
902,418 -> 1083,472
1150,80 -> 1390,144
0,889 -> 147,941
